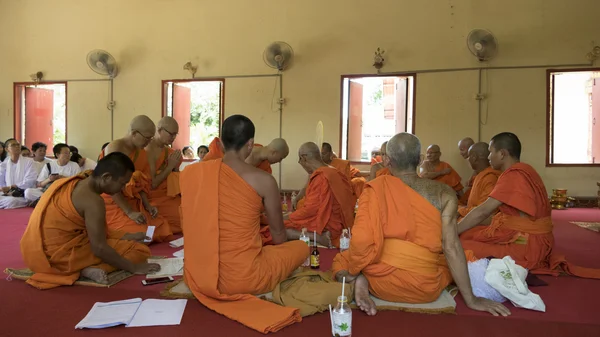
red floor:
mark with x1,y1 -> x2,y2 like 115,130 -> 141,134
1,208 -> 600,336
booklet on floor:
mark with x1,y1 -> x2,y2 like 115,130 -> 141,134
147,257 -> 184,278
75,298 -> 187,329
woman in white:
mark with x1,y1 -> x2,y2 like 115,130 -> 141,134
24,143 -> 81,202
0,139 -> 38,209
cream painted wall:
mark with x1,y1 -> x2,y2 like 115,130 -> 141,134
1,0 -> 599,194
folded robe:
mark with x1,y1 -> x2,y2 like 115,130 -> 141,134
285,166 -> 356,247
460,163 -> 600,278
20,174 -> 151,289
458,167 -> 500,220
181,159 -> 309,333
99,149 -> 172,242
332,176 -> 476,303
149,147 -> 183,234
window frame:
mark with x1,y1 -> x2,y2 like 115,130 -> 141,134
12,81 -> 68,155
545,68 -> 600,167
338,73 -> 417,165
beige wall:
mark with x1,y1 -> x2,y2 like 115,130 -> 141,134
1,0 -> 599,194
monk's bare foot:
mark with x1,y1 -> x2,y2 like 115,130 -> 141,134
355,274 -> 377,316
317,231 -> 332,248
81,267 -> 109,284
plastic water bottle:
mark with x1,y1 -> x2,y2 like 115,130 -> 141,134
332,295 -> 352,336
291,191 -> 297,209
282,193 -> 288,212
299,228 -> 310,267
339,229 -> 350,252
354,199 -> 359,214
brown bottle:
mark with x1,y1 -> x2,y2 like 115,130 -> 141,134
310,231 -> 320,269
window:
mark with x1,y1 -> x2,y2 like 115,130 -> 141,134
340,75 -> 415,162
13,82 -> 67,155
547,69 -> 600,166
161,79 -> 224,154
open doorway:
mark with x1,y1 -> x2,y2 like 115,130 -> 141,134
162,79 -> 224,157
340,75 -> 415,162
13,82 -> 67,156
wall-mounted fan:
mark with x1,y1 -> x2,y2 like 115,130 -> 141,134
87,49 -> 119,78
467,29 -> 498,62
263,41 -> 294,71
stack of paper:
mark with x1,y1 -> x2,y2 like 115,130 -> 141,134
169,237 -> 184,248
173,249 -> 184,258
75,298 -> 187,329
144,226 -> 155,243
147,257 -> 184,278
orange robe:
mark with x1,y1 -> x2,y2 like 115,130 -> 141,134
20,175 -> 151,289
99,149 -> 172,242
332,176 -> 475,303
423,161 -> 463,192
181,159 -> 308,333
350,166 -> 366,197
460,163 -> 600,278
457,167 -> 501,220
371,155 -> 382,165
149,147 -> 183,234
203,137 -> 271,173
459,173 -> 476,205
284,166 -> 356,247
376,167 -> 391,177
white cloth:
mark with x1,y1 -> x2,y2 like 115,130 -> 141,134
180,160 -> 198,171
33,158 -> 52,176
24,188 -> 43,202
0,195 -> 29,209
0,156 -> 37,189
81,158 -> 97,171
37,161 -> 81,182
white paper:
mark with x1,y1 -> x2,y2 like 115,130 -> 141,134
126,299 -> 187,328
75,298 -> 142,329
144,226 -> 156,243
173,249 -> 184,258
169,237 -> 184,248
147,257 -> 184,278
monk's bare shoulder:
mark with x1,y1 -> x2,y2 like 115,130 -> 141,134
71,181 -> 105,218
224,159 -> 275,196
401,177 -> 453,211
104,139 -> 129,155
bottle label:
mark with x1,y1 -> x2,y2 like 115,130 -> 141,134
310,255 -> 320,267
339,237 -> 350,251
332,311 -> 352,336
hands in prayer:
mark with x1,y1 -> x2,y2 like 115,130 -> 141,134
168,150 -> 182,169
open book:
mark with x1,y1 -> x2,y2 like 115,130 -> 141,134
147,257 -> 184,278
75,298 -> 187,329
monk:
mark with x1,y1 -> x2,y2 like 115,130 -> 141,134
100,115 -> 172,242
145,117 -> 183,233
181,114 -> 309,333
369,141 -> 391,180
281,142 -> 356,248
331,133 -> 510,317
458,137 -> 476,205
245,138 -> 289,174
458,132 -> 600,278
201,137 -> 224,161
457,142 -> 501,220
419,144 -> 463,197
321,142 -> 365,197
20,153 -> 160,289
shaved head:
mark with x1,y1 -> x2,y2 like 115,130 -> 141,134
387,133 -> 421,171
469,142 -> 490,159
268,138 -> 289,157
156,116 -> 179,145
458,137 -> 475,159
130,115 -> 156,135
380,141 -> 388,155
299,142 -> 321,159
158,116 -> 179,130
425,144 -> 441,162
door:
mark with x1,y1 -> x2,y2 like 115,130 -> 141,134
591,78 -> 600,163
172,84 -> 191,151
348,81 -> 363,161
395,78 -> 408,134
25,87 -> 54,150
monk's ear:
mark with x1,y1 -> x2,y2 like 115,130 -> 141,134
100,172 -> 113,182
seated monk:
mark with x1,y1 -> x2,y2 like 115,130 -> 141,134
245,138 -> 290,174
281,142 -> 356,248
145,117 -> 183,233
331,133 -> 510,317
458,133 -> 600,278
419,144 -> 463,197
181,115 -> 309,333
321,142 -> 365,198
20,153 -> 160,289
457,142 -> 500,220
458,137 -> 475,205
369,141 -> 391,180
99,115 -> 172,242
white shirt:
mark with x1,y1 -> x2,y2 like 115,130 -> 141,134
37,161 -> 81,182
0,157 -> 38,189
80,158 -> 97,171
33,158 -> 52,176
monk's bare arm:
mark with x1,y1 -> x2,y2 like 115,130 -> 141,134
255,173 -> 287,244
419,163 -> 444,179
148,150 -> 181,189
456,197 -> 502,234
111,191 -> 134,215
440,189 -> 476,305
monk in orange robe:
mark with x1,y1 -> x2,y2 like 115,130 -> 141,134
181,115 -> 309,333
321,142 -> 365,197
279,142 -> 356,248
332,133 -> 510,316
369,141 -> 390,180
20,153 -> 160,289
99,115 -> 172,242
458,132 -> 600,279
457,142 -> 501,220
145,117 -> 183,233
458,137 -> 476,205
202,137 -> 224,161
419,144 -> 463,196
245,138 -> 289,174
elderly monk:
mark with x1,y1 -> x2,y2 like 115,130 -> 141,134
281,142 -> 356,248
457,142 -> 500,220
458,137 -> 476,205
369,141 -> 391,180
245,138 -> 289,173
20,153 -> 160,289
145,117 -> 183,233
321,142 -> 365,197
332,133 -> 510,317
181,115 -> 308,333
419,144 -> 463,196
99,115 -> 172,242
458,133 -> 600,278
